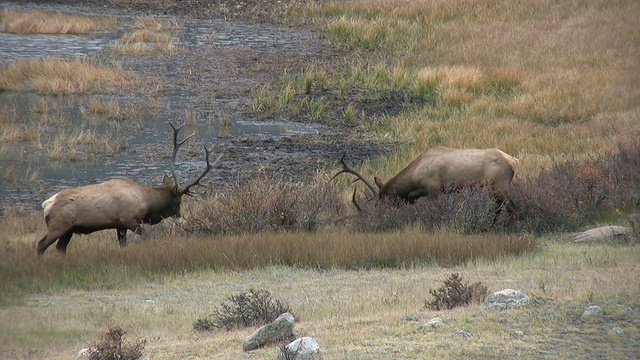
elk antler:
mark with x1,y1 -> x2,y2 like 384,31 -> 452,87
168,122 -> 223,195
169,122 -> 194,188
180,146 -> 223,196
330,154 -> 378,197
351,186 -> 362,212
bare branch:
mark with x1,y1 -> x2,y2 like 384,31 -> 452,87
330,154 -> 378,197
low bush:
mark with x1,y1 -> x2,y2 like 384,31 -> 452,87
513,138 -> 640,234
183,176 -> 345,235
84,325 -> 146,360
194,288 -> 292,331
352,185 -> 507,233
425,273 -> 488,310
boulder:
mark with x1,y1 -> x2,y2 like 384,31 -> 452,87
277,337 -> 322,360
580,305 -> 602,320
243,312 -> 296,352
571,226 -> 630,243
418,317 -> 445,332
480,289 -> 530,313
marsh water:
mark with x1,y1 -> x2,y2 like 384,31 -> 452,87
0,2 -> 339,211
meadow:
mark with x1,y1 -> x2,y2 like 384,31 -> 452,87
1,1 -> 639,359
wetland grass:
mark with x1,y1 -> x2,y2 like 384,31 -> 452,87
0,58 -> 137,94
113,27 -> 178,56
44,128 -> 126,161
0,9 -> 116,34
132,18 -> 184,31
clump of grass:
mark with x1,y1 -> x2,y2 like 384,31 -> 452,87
194,289 -> 292,331
0,9 -> 116,34
113,28 -> 176,56
182,176 -> 344,235
84,325 -> 146,360
425,273 -> 489,310
87,98 -> 126,121
45,129 -> 127,161
0,58 -> 137,94
133,18 -> 184,31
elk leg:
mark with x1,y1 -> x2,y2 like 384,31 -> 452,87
116,228 -> 127,247
37,228 -> 69,256
55,231 -> 74,254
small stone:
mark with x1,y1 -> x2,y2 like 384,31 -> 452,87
453,329 -> 471,338
418,318 -> 445,332
609,327 -> 625,337
581,305 -> 602,320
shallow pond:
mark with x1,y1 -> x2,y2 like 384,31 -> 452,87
0,2 -> 335,211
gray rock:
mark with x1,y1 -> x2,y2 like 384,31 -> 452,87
277,337 -> 322,360
243,312 -> 296,352
453,329 -> 471,338
609,327 -> 625,337
571,226 -> 630,243
623,307 -> 636,317
480,289 -> 530,313
580,305 -> 602,320
418,317 -> 445,332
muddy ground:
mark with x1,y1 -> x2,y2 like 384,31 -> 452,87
3,0 -> 399,210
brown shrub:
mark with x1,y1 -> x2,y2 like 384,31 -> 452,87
425,273 -> 489,310
352,185 -> 507,233
512,138 -> 640,234
85,325 -> 146,360
193,288 -> 292,331
182,176 -> 345,235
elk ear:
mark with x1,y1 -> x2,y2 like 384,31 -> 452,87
163,174 -> 173,186
172,185 -> 180,196
374,177 -> 385,190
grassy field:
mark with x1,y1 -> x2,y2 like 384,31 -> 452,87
1,1 -> 639,359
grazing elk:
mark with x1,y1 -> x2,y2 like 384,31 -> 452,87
37,123 -> 222,256
332,146 -> 519,215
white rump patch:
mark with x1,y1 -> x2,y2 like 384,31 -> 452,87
42,193 -> 58,216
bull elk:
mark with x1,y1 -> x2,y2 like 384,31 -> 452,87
332,146 -> 519,215
37,122 -> 222,256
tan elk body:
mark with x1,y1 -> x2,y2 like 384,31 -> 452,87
333,146 -> 519,212
37,123 -> 222,255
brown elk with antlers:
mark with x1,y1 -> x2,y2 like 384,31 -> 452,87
37,123 -> 222,255
332,146 -> 519,215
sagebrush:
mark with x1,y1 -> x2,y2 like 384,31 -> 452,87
425,273 -> 489,310
194,288 -> 292,331
85,325 -> 146,360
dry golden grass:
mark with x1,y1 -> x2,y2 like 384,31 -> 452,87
302,0 -> 640,177
113,29 -> 176,55
0,58 -> 138,94
44,128 -> 126,161
133,18 -> 184,31
0,225 -> 637,359
87,97 -> 124,119
0,9 -> 116,34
